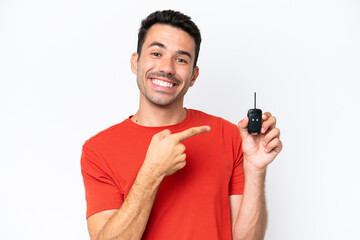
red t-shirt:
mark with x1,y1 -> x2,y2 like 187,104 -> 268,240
81,109 -> 244,239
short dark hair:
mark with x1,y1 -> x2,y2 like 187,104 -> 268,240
137,10 -> 201,68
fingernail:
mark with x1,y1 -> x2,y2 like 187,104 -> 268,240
265,148 -> 269,153
261,128 -> 265,133
262,141 -> 266,146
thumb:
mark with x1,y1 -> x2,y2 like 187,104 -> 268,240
238,117 -> 249,139
156,129 -> 172,139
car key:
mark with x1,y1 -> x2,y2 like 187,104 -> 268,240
247,92 -> 262,135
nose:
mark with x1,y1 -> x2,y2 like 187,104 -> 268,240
158,57 -> 175,75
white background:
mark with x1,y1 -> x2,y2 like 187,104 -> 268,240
1,0 -> 359,239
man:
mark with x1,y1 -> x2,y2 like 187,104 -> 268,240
81,10 -> 282,240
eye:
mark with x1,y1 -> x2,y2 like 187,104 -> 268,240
151,52 -> 161,57
176,58 -> 187,64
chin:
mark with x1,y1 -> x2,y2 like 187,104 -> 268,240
148,96 -> 179,107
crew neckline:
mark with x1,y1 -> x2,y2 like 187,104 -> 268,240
125,108 -> 193,131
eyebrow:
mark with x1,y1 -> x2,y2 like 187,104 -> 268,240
147,41 -> 193,60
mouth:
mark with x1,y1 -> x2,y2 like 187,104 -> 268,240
150,78 -> 177,88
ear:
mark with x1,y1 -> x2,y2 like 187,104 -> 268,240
189,66 -> 199,87
130,52 -> 138,74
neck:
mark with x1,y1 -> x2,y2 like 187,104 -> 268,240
131,97 -> 187,127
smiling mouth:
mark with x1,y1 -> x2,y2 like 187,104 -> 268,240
151,78 -> 176,88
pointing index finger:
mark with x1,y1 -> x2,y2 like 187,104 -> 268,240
172,126 -> 211,142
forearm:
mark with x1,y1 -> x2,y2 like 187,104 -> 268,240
97,167 -> 164,240
233,167 -> 267,240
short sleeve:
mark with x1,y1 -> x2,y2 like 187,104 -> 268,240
229,126 -> 245,195
81,145 -> 124,219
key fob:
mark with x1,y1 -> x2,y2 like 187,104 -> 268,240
247,92 -> 262,135
247,109 -> 262,135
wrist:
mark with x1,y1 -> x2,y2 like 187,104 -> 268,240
243,160 -> 267,184
137,164 -> 165,188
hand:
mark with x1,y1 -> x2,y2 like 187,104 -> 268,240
238,112 -> 282,173
142,126 -> 210,179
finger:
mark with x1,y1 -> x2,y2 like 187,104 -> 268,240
261,115 -> 277,134
166,157 -> 186,176
262,112 -> 272,121
262,128 -> 280,147
175,143 -> 186,154
237,116 -> 249,138
173,126 -> 211,142
155,129 -> 172,139
176,160 -> 186,169
173,157 -> 187,171
264,138 -> 282,154
177,153 -> 187,163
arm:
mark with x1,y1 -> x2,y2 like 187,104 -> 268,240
86,126 -> 210,240
231,168 -> 267,240
88,163 -> 164,240
232,112 -> 282,240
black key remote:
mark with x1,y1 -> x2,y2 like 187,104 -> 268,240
247,92 -> 262,135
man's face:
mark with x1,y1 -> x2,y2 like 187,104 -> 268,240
131,24 -> 199,107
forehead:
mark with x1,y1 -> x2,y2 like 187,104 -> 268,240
143,24 -> 196,55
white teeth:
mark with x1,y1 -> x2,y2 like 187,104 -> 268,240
152,79 -> 174,88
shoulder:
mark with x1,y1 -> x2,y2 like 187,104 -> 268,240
187,109 -> 241,150
188,109 -> 238,130
82,119 -> 129,151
